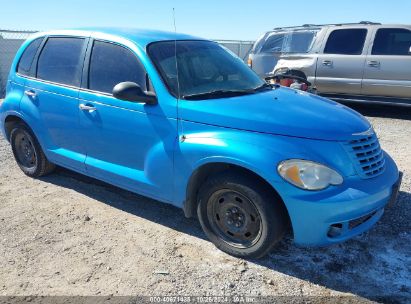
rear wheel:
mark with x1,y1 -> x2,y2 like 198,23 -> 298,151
10,123 -> 55,177
197,172 -> 287,258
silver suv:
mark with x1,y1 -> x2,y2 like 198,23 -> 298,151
249,22 -> 411,105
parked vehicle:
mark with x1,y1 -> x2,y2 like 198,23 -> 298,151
250,22 -> 411,106
0,29 -> 401,258
248,25 -> 320,77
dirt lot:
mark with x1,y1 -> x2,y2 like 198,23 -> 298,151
0,102 -> 410,303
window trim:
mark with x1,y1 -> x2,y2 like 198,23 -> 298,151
323,28 -> 368,55
15,37 -> 45,77
33,36 -> 89,88
82,38 -> 154,97
371,27 -> 411,56
16,35 -> 89,90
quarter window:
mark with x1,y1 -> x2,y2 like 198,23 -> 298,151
88,41 -> 147,94
256,30 -> 318,54
324,29 -> 367,55
372,28 -> 411,55
37,37 -> 85,87
17,38 -> 43,76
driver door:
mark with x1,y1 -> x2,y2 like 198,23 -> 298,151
79,40 -> 176,201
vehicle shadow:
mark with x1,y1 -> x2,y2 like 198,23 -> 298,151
256,189 -> 411,303
40,167 -> 411,303
341,102 -> 411,121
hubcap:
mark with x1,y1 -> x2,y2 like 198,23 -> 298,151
14,132 -> 37,169
207,189 -> 262,249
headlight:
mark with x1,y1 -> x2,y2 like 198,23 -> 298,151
278,160 -> 343,190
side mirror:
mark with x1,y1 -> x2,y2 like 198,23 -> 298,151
113,82 -> 157,105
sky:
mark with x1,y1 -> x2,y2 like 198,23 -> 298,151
1,0 -> 411,41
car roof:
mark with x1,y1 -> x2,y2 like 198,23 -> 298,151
270,23 -> 411,32
33,27 -> 206,49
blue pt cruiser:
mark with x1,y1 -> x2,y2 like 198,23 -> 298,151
0,29 -> 402,258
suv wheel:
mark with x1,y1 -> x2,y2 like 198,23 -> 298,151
10,123 -> 55,177
197,171 -> 287,258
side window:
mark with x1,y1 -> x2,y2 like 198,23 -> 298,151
88,41 -> 147,94
372,28 -> 411,55
17,38 -> 43,76
260,33 -> 285,53
324,29 -> 367,55
37,37 -> 85,87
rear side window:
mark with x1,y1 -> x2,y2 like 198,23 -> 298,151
260,33 -> 285,53
372,28 -> 411,55
17,38 -> 43,76
88,41 -> 147,94
37,37 -> 85,87
324,29 -> 367,55
255,30 -> 319,54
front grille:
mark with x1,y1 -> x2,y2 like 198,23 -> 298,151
344,132 -> 385,179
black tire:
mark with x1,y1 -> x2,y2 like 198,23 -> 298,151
10,123 -> 55,177
197,171 -> 287,259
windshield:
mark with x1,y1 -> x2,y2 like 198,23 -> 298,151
254,29 -> 319,54
148,40 -> 266,99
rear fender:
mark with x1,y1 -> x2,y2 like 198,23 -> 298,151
274,55 -> 318,85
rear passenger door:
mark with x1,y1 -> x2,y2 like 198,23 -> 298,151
315,28 -> 368,95
20,36 -> 88,171
362,27 -> 411,99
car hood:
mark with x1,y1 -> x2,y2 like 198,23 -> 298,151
179,87 -> 371,141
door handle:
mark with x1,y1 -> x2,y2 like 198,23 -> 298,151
24,90 -> 37,98
322,60 -> 333,66
367,60 -> 380,67
79,104 -> 97,113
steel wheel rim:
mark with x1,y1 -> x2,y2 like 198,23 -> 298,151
206,189 -> 262,249
14,131 -> 37,169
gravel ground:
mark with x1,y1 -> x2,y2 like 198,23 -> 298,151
0,102 -> 410,303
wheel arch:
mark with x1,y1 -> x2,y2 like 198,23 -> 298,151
183,161 -> 292,231
4,114 -> 27,141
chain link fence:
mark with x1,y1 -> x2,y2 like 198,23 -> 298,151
214,39 -> 254,61
0,30 -> 37,97
0,29 -> 255,98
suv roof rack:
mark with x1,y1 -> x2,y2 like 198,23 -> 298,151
273,21 -> 381,30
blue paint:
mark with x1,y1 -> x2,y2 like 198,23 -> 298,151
0,28 -> 399,246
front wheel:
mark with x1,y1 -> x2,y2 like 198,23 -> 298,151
10,123 -> 55,177
197,172 -> 287,258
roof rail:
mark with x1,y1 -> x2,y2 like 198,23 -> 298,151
273,21 -> 381,30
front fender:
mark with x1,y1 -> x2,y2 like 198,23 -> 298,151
173,121 -> 357,209
172,124 -> 306,207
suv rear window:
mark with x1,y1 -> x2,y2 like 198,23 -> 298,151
253,30 -> 319,54
88,41 -> 147,94
372,28 -> 411,55
324,29 -> 367,55
37,37 -> 85,87
17,38 -> 43,76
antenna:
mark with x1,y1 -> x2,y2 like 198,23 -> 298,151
173,8 -> 181,100
173,7 -> 185,141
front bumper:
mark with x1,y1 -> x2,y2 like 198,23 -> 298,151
279,152 -> 400,246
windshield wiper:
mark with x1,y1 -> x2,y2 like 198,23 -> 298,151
182,89 -> 254,100
250,82 -> 278,92
181,83 -> 278,100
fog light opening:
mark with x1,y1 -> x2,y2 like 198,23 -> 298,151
327,223 -> 343,238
